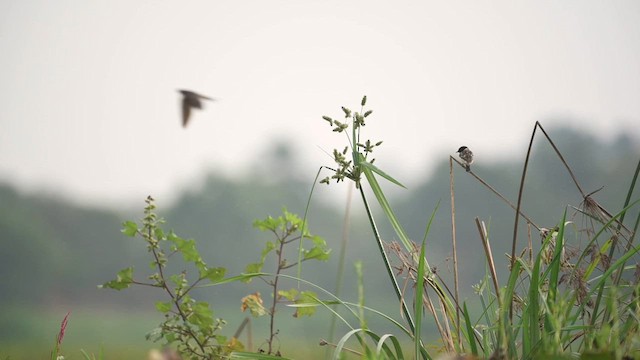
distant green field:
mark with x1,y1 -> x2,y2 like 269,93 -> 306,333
0,307 -> 156,359
1,305 -> 419,359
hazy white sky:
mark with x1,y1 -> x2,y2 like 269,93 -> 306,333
1,1 -> 639,206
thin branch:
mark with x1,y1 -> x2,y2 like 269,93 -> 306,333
537,122 -> 586,197
358,186 -> 416,334
451,156 -> 540,230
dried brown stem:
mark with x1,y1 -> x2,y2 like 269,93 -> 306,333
476,218 -> 501,308
448,157 -> 461,346
450,156 -> 540,230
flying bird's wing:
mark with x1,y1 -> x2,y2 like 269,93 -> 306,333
182,99 -> 191,127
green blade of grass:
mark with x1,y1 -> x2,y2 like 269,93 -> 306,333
371,333 -> 404,360
332,328 -> 364,360
360,154 -> 413,251
359,159 -> 407,189
463,302 -> 479,356
503,260 -> 522,358
357,181 -> 418,339
548,213 -> 567,304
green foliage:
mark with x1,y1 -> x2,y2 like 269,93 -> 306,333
103,199 -> 332,358
5,97 -> 639,359
99,267 -> 133,290
244,208 -> 330,355
102,196 -> 238,359
318,98 -> 640,360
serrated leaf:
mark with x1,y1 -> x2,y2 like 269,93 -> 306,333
303,246 -> 331,261
154,227 -> 164,240
100,267 -> 134,290
203,267 -> 226,283
243,263 -> 263,282
283,208 -> 301,224
260,241 -> 276,261
121,221 -> 138,237
293,291 -> 318,317
307,234 -> 326,246
155,301 -> 172,313
278,288 -> 299,301
173,238 -> 202,263
188,301 -> 214,329
253,216 -> 281,232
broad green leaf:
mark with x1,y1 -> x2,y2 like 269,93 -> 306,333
188,301 -> 213,329
260,241 -> 276,261
307,234 -> 326,246
202,267 -> 226,283
303,246 -> 330,261
294,291 -> 318,317
253,216 -> 281,232
100,267 -> 134,290
155,301 -> 172,313
176,238 -> 201,263
153,227 -> 164,240
278,288 -> 298,301
121,221 -> 138,237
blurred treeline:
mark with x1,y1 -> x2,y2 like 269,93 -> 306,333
0,126 -> 638,347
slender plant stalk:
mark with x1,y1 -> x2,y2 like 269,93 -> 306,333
451,156 -> 540,230
510,121 -> 538,319
475,218 -> 500,307
297,166 -> 326,283
327,183 -> 354,353
449,157 -> 461,346
358,185 -> 416,334
536,122 -> 586,197
612,158 -> 640,287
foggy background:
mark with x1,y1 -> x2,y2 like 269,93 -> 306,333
1,1 -> 639,359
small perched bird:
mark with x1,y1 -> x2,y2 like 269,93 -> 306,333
457,146 -> 474,172
178,90 -> 215,128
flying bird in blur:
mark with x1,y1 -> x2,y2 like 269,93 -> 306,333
178,90 -> 215,128
457,146 -> 474,172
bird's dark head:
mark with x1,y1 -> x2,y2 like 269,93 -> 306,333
178,89 -> 190,96
457,146 -> 468,153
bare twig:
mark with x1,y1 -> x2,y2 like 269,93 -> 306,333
450,156 -> 540,230
536,123 -> 586,197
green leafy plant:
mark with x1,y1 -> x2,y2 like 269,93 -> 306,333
320,97 -> 455,359
319,97 -> 640,360
242,208 -> 330,355
101,196 -> 238,359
